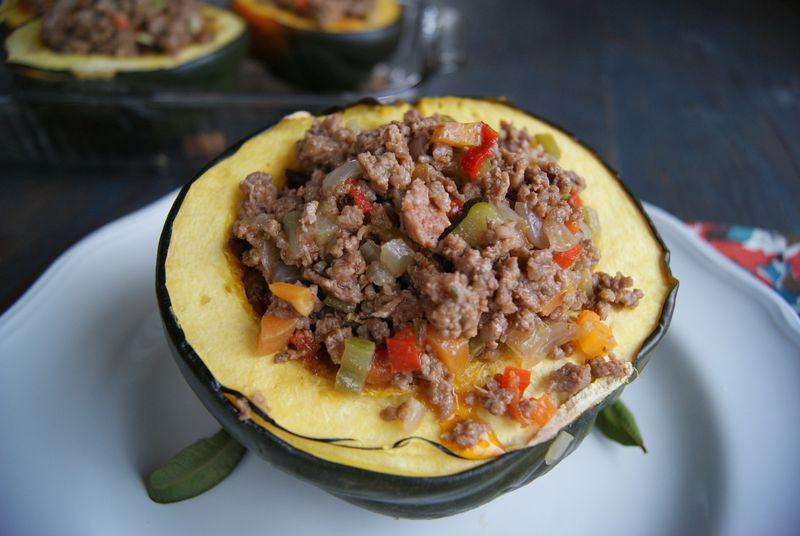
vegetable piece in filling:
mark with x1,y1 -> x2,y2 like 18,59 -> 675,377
230,111 -> 643,450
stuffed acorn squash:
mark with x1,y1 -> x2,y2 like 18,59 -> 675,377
4,3 -> 247,89
232,0 -> 402,90
157,96 -> 677,518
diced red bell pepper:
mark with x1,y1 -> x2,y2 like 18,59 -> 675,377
111,13 -> 129,30
366,349 -> 393,385
347,178 -> 372,214
499,366 -> 531,394
290,329 -> 319,359
552,243 -> 582,269
480,123 -> 499,146
568,190 -> 583,208
386,327 -> 422,372
447,195 -> 464,220
461,123 -> 499,181
499,366 -> 533,425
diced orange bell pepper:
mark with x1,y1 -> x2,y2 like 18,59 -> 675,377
269,282 -> 315,317
427,330 -> 470,375
568,190 -> 583,208
576,310 -> 617,357
528,393 -> 557,426
565,220 -> 580,234
257,315 -> 297,355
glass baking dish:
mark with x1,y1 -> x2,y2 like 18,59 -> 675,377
0,0 -> 462,173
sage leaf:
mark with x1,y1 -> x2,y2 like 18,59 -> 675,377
596,400 -> 647,453
146,428 -> 245,504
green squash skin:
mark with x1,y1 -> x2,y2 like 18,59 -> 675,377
7,23 -> 248,91
155,99 -> 678,518
246,11 -> 402,91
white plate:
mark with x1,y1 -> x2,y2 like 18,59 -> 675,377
1,194 -> 798,536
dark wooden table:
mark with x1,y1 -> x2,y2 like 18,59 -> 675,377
1,0 -> 798,313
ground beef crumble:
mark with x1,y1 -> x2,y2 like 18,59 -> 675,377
548,363 -> 592,395
442,419 -> 490,449
231,108 -> 644,432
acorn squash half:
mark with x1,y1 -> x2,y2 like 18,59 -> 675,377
4,5 -> 247,88
156,96 -> 678,518
232,0 -> 402,90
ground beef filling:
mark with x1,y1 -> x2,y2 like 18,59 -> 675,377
232,110 -> 643,440
264,0 -> 376,25
41,0 -> 215,56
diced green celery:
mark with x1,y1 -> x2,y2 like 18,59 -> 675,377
335,337 -> 376,393
324,295 -> 357,313
468,337 -> 485,358
535,133 -> 561,159
452,202 -> 501,247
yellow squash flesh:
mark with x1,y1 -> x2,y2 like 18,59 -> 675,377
164,97 -> 676,477
233,0 -> 400,32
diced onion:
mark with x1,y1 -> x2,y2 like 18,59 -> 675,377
494,201 -> 524,225
547,321 -> 579,348
314,211 -> 338,246
367,261 -> 396,286
380,238 -> 415,277
505,320 -> 578,365
271,263 -> 301,283
578,268 -> 593,294
539,290 -> 565,316
400,398 -> 425,433
584,206 -> 601,241
514,202 -> 548,249
579,221 -> 593,239
544,216 -> 578,252
322,160 -> 362,193
493,201 -> 529,245
544,431 -> 574,465
359,239 -> 381,263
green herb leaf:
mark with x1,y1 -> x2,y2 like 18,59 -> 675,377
596,400 -> 647,453
146,429 -> 245,503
